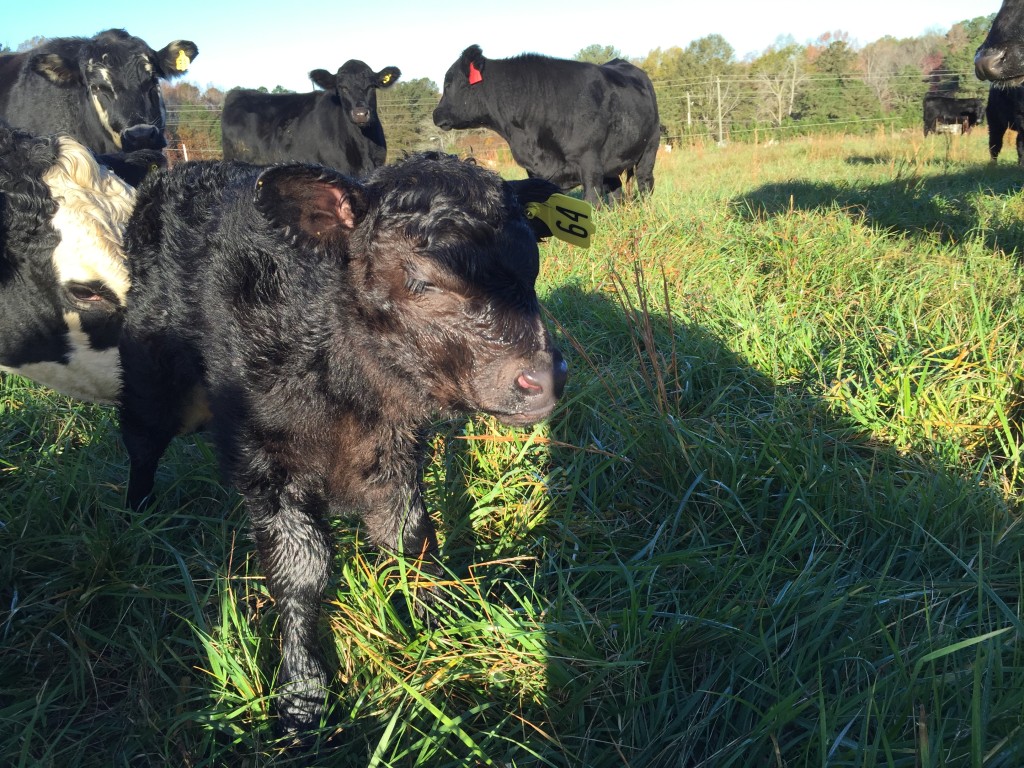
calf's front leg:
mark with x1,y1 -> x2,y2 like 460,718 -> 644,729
245,475 -> 335,735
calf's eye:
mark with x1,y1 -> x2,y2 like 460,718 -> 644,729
406,278 -> 435,296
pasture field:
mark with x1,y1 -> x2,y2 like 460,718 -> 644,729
2,129 -> 1024,767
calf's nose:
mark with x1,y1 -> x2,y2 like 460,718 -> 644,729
517,350 -> 568,400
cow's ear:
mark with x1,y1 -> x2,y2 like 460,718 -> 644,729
30,54 -> 83,87
254,164 -> 367,249
156,41 -> 198,78
309,70 -> 335,90
461,45 -> 485,85
377,67 -> 401,88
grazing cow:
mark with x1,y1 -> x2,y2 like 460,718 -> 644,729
0,122 -> 134,403
986,85 -> 1024,164
117,152 -> 568,736
922,95 -> 984,135
220,61 -> 401,175
0,29 -> 198,166
976,0 -> 1024,84
432,45 -> 660,206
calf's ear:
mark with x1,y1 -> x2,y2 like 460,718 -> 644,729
507,178 -> 564,242
254,165 -> 367,249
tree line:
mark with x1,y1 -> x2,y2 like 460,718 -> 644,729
157,13 -> 996,160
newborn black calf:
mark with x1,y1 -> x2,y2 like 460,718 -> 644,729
117,152 -> 567,734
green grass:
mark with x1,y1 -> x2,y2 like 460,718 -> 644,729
2,128 -> 1024,766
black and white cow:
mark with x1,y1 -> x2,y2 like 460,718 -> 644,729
0,29 -> 198,160
0,121 -> 134,403
432,45 -> 661,206
922,94 -> 985,135
117,152 -> 567,737
220,61 -> 400,175
976,0 -> 1024,84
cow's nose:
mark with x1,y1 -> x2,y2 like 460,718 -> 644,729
976,49 -> 1006,80
121,125 -> 166,151
350,107 -> 371,125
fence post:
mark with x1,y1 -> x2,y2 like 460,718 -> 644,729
716,77 -> 723,144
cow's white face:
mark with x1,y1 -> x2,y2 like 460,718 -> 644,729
2,137 -> 136,403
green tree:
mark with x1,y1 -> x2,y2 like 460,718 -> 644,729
643,35 -> 738,143
573,44 -> 622,64
749,43 -> 808,127
794,35 -> 881,130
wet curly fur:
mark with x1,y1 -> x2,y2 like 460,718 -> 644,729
118,152 -> 567,737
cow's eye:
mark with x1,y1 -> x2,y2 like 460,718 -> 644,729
406,278 -> 436,296
64,282 -> 117,311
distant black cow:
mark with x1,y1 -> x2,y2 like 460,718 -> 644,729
976,0 -> 1024,84
221,61 -> 400,175
432,45 -> 660,206
986,85 -> 1024,164
117,152 -> 567,736
922,95 -> 984,135
0,122 -> 134,403
0,29 -> 198,169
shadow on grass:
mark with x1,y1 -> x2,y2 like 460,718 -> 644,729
735,160 -> 1024,252
537,282 -> 1024,767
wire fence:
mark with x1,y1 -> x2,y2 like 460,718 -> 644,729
162,67 -> 986,162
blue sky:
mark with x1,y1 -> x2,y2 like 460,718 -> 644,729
0,0 -> 1005,92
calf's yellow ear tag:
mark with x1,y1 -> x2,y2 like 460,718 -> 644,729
526,193 -> 596,248
175,50 -> 191,71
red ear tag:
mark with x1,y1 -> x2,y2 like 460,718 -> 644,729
468,62 -> 483,85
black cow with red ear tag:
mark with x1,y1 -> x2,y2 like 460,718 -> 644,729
117,152 -> 568,739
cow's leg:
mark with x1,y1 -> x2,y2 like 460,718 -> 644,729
244,471 -> 334,736
357,451 -> 444,618
118,337 -> 185,510
121,410 -> 177,511
989,119 -> 1005,162
603,174 -> 624,205
635,134 -> 658,197
579,161 -> 606,208
1016,130 -> 1024,166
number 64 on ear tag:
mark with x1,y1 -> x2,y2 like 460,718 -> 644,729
526,193 -> 596,249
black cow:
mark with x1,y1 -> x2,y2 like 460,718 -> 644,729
432,45 -> 660,206
221,61 -> 400,175
922,95 -> 985,135
0,121 -> 135,403
0,29 -> 197,163
977,0 -> 1024,84
117,152 -> 567,736
986,85 -> 1024,164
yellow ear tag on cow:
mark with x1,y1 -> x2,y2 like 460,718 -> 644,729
381,73 -> 392,84
526,193 -> 595,248
175,50 -> 191,71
